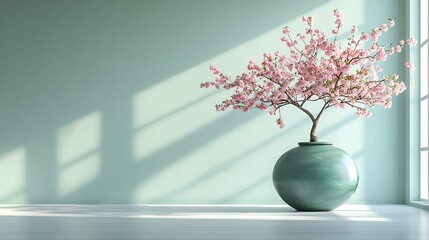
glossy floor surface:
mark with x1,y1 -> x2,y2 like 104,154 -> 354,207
0,204 -> 428,239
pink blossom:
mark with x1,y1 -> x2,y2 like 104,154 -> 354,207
209,65 -> 220,74
376,48 -> 387,61
393,74 -> 399,80
351,26 -> 358,34
307,17 -> 313,27
389,19 -> 395,27
283,27 -> 290,34
370,30 -> 381,42
247,60 -> 256,70
393,82 -> 406,95
396,45 -> 402,52
360,33 -> 369,41
200,82 -> 211,88
270,109 -> 279,115
376,65 -> 383,72
380,24 -> 388,31
256,103 -> 269,110
333,9 -> 344,18
335,18 -> 343,26
276,118 -> 285,128
357,108 -> 372,117
405,61 -> 415,71
406,36 -> 417,45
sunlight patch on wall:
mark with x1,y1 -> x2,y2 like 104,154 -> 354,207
57,111 -> 102,196
0,147 -> 26,201
132,89 -> 226,161
58,112 -> 101,166
132,67 -> 219,130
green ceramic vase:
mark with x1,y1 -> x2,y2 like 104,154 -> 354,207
272,142 -> 359,211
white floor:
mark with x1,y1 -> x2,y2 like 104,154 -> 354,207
0,204 -> 428,239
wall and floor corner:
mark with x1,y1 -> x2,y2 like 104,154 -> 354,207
0,0 -> 408,204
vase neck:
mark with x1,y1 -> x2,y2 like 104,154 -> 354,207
298,142 -> 332,146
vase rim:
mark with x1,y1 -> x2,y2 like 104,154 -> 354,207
298,142 -> 333,146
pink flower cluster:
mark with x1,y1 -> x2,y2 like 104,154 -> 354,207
201,9 -> 416,131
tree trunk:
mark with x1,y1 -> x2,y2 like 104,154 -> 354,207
310,120 -> 318,142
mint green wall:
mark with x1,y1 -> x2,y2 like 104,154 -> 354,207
0,0 -> 407,204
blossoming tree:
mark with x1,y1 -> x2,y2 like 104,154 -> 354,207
200,9 -> 416,142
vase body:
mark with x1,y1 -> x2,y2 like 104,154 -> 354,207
272,142 -> 359,211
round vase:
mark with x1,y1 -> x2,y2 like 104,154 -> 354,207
272,142 -> 359,211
